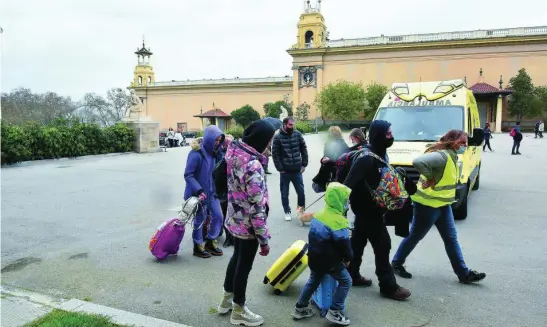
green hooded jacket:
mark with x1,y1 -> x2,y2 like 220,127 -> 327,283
314,182 -> 351,231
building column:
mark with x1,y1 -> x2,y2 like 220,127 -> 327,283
495,95 -> 503,133
292,67 -> 300,109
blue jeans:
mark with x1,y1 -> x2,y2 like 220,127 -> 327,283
297,268 -> 352,311
192,198 -> 223,245
280,172 -> 305,213
392,203 -> 470,279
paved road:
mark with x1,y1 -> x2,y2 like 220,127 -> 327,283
2,132 -> 546,327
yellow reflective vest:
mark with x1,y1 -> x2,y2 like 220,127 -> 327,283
411,150 -> 458,208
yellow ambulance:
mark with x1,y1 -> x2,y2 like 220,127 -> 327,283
372,79 -> 484,220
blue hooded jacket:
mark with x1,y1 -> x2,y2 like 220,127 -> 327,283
184,125 -> 225,200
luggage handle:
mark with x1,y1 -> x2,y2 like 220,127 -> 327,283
270,243 -> 308,287
279,261 -> 302,285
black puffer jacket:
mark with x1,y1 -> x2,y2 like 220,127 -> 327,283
272,129 -> 308,173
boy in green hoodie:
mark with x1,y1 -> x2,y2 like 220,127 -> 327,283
291,182 -> 353,326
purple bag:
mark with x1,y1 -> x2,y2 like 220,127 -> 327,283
149,218 -> 186,260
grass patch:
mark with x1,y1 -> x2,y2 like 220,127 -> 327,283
83,296 -> 93,302
23,309 -> 132,327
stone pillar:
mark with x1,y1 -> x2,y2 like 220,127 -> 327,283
123,118 -> 160,153
495,95 -> 503,133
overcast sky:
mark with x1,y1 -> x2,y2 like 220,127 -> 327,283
1,0 -> 546,100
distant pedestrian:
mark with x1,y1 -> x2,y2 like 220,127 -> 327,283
539,120 -> 544,138
535,121 -> 540,138
167,127 -> 175,147
510,122 -> 523,155
483,123 -> 493,152
272,117 -> 309,222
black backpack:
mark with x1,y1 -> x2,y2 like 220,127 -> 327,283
334,149 -> 365,183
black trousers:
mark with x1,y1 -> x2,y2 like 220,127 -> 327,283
348,211 -> 398,294
168,139 -> 174,147
219,200 -> 229,238
483,138 -> 492,151
223,238 -> 259,306
512,140 -> 521,153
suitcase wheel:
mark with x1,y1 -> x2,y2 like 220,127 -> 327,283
274,289 -> 282,296
263,276 -> 269,284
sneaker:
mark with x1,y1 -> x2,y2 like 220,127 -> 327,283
392,264 -> 413,279
291,305 -> 314,320
351,274 -> 372,287
193,244 -> 211,258
230,303 -> 264,326
381,286 -> 411,301
205,239 -> 223,256
459,270 -> 486,284
217,291 -> 233,314
325,309 -> 351,325
284,212 -> 292,221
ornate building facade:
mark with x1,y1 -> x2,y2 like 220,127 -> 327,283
130,1 -> 547,132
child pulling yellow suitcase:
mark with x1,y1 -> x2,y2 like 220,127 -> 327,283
263,240 -> 309,295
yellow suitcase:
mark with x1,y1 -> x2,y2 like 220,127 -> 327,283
263,240 -> 309,295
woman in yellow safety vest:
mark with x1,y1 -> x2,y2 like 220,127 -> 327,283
391,130 -> 486,284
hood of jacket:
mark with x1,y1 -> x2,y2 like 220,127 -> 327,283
191,137 -> 203,151
368,120 -> 391,156
242,119 -> 276,154
202,125 -> 225,154
314,182 -> 351,231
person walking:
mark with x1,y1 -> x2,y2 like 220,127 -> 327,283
391,130 -> 486,284
320,126 -> 349,181
534,121 -> 540,138
272,117 -> 309,221
343,120 -> 411,300
214,134 -> 234,248
184,125 -> 225,258
348,128 -> 368,151
216,119 -> 276,326
291,182 -> 353,325
483,123 -> 493,152
539,120 -> 544,138
511,122 -> 523,155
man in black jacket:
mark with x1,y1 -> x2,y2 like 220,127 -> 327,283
343,120 -> 411,301
272,117 -> 309,221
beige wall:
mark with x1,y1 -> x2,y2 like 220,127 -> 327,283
139,85 -> 292,131
293,43 -> 547,116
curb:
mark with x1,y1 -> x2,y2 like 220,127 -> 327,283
1,286 -> 192,327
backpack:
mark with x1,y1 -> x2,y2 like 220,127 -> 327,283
361,152 -> 409,211
213,157 -> 228,201
334,149 -> 365,183
509,128 -> 516,137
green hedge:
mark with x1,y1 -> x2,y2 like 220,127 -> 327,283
1,119 -> 135,165
225,125 -> 244,139
295,122 -> 313,134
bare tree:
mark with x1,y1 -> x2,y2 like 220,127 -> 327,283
80,88 -> 132,126
1,88 -> 79,124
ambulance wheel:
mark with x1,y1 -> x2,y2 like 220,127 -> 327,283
274,289 -> 282,295
453,186 -> 469,220
472,169 -> 480,191
263,277 -> 269,284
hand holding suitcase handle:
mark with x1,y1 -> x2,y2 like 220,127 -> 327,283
259,244 -> 270,256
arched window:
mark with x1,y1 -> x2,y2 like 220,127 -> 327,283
148,76 -> 152,84
138,76 -> 143,86
305,30 -> 314,45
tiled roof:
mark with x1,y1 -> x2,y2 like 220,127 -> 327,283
194,109 -> 231,118
470,83 -> 513,95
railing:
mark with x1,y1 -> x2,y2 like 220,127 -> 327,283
326,26 -> 547,48
153,76 -> 293,87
